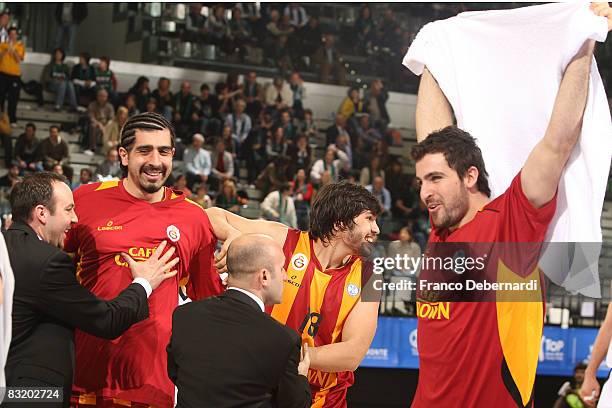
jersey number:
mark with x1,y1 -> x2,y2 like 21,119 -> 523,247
299,312 -> 323,338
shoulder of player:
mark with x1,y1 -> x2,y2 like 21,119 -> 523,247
73,180 -> 121,201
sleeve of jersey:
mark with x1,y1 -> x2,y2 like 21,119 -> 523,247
496,171 -> 557,279
185,210 -> 223,301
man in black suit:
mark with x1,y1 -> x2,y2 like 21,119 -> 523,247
2,172 -> 179,407
168,234 -> 311,408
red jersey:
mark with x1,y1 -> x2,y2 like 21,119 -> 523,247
269,229 -> 370,408
64,180 -> 220,407
413,172 -> 556,408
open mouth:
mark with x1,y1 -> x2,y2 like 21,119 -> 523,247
142,169 -> 163,180
365,236 -> 375,243
427,203 -> 441,212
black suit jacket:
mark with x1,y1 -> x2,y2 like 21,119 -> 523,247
1,222 -> 149,408
167,289 -> 311,408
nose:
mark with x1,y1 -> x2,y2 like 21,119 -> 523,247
420,182 -> 433,204
372,220 -> 380,235
71,210 -> 78,224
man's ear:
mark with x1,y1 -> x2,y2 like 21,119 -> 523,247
464,166 -> 480,191
33,204 -> 47,225
118,147 -> 129,167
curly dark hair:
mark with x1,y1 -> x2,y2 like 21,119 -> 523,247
411,125 -> 491,197
309,181 -> 381,244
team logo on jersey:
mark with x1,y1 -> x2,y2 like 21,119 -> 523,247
97,220 -> 123,231
347,283 -> 360,297
290,253 -> 308,271
166,225 -> 181,242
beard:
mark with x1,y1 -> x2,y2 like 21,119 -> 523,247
138,164 -> 169,194
430,186 -> 470,230
346,226 -> 376,258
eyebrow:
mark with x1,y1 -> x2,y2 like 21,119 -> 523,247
134,145 -> 173,151
417,171 -> 446,182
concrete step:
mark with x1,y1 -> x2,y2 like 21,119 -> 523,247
71,152 -> 104,166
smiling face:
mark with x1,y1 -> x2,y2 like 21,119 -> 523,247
339,210 -> 380,256
119,129 -> 174,195
416,152 -> 470,231
46,181 -> 78,249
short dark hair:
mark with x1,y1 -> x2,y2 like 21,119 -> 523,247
53,47 -> 65,61
100,56 -> 110,66
49,124 -> 60,132
200,83 -> 209,92
309,181 -> 381,244
25,122 -> 36,131
79,52 -> 91,64
10,172 -> 67,223
574,363 -> 587,372
8,26 -> 17,34
411,125 -> 491,197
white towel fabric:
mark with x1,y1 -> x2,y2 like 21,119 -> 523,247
0,233 -> 14,389
403,3 -> 612,296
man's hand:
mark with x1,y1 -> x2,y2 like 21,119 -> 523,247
591,3 -> 612,31
215,230 -> 241,276
298,343 -> 310,377
580,372 -> 601,407
121,240 -> 179,290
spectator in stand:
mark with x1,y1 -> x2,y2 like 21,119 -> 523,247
366,79 -> 390,131
256,155 -> 290,197
0,27 -> 24,126
14,123 -> 41,173
284,3 -> 308,29
43,48 -> 78,112
94,56 -> 118,107
206,5 -> 230,52
220,124 -> 238,160
71,51 -> 96,107
38,125 -> 72,181
94,148 -> 121,180
102,105 -> 127,154
386,159 -> 415,222
194,84 -> 221,137
210,137 -> 234,192
335,132 -> 353,170
290,168 -> 313,230
144,97 -> 157,113
296,16 -> 322,62
192,183 -> 213,209
386,226 -> 421,314
264,77 -> 293,118
54,3 -> 87,55
298,108 -> 316,138
185,3 -> 207,43
72,168 -> 93,191
355,5 -> 375,54
310,145 -> 349,185
226,72 -> 242,94
338,87 -> 365,122
287,133 -> 312,176
124,94 -> 140,117
0,162 -> 20,189
216,179 -> 240,213
269,34 -> 293,77
183,133 -> 211,190
360,155 -> 385,186
265,9 -> 294,44
0,12 -> 9,43
554,363 -> 587,408
366,176 -> 391,218
173,174 -> 192,197
265,126 -> 287,160
228,7 -> 252,60
261,183 -> 297,228
288,71 -> 306,119
277,110 -> 296,144
216,82 -> 240,119
325,113 -> 350,147
312,34 -> 347,86
375,8 -> 400,50
127,76 -> 150,114
225,98 -> 252,149
152,77 -> 173,121
351,136 -> 369,171
243,71 -> 263,119
85,88 -> 114,155
173,81 -> 195,141
244,111 -> 271,184
355,114 -> 383,147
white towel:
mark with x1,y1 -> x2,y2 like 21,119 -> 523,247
0,233 -> 14,389
403,3 -> 612,296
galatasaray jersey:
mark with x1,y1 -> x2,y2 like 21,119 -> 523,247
269,229 -> 371,408
64,180 -> 219,407
413,172 -> 556,408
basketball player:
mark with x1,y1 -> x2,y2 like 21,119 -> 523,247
409,3 -> 612,407
581,302 -> 612,407
207,181 -> 381,407
65,112 -> 221,407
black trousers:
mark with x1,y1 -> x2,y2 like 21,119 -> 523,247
0,73 -> 21,123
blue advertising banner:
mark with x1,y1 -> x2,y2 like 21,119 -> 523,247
361,317 -> 610,377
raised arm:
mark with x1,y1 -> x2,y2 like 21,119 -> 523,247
415,67 -> 453,142
581,302 -> 612,404
308,300 -> 378,372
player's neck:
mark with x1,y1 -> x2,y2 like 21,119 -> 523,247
312,239 -> 352,270
122,178 -> 165,203
450,193 -> 490,232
